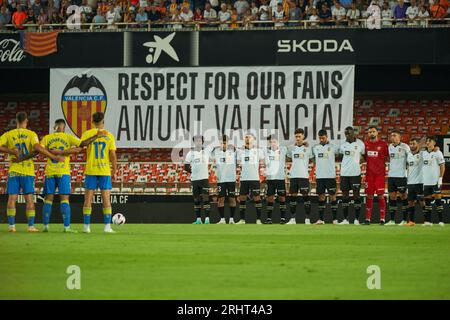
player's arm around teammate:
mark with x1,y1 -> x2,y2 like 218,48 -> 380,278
0,112 -> 64,232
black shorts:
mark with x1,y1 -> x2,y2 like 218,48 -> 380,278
424,184 -> 441,197
289,178 -> 310,194
407,184 -> 424,201
316,178 -> 337,195
217,182 -> 236,198
192,179 -> 210,197
266,179 -> 286,197
340,176 -> 361,192
240,180 -> 260,197
388,177 -> 407,193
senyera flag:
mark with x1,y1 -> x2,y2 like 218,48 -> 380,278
20,31 -> 59,57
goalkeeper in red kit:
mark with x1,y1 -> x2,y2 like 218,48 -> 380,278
364,126 -> 389,225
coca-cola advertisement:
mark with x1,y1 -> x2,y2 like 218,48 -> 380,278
0,36 -> 27,65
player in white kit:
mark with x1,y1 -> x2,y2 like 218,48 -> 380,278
386,130 -> 410,226
312,129 -> 340,225
263,135 -> 288,224
184,135 -> 212,224
422,136 -> 445,226
237,133 -> 265,224
211,135 -> 237,224
286,128 -> 313,224
338,127 -> 365,225
405,137 -> 424,226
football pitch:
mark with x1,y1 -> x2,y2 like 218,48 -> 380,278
1,223 -> 449,300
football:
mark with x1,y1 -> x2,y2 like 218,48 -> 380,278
112,213 -> 126,225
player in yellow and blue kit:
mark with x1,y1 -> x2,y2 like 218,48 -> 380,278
38,119 -> 106,233
0,112 -> 64,232
81,112 -> 117,233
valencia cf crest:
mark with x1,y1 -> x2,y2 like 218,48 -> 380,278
60,74 -> 107,138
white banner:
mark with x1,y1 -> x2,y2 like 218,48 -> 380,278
50,66 -> 354,148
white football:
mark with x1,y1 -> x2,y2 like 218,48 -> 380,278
112,213 -> 126,225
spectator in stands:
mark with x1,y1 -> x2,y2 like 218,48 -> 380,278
273,2 -> 286,27
32,0 -> 42,17
417,3 -> 430,24
406,0 -> 419,24
305,0 -> 316,17
394,0 -> 408,23
203,2 -> 218,24
430,0 -> 447,21
12,5 -> 27,29
46,0 -> 58,20
106,5 -> 120,29
318,3 -> 332,25
234,0 -> 249,16
218,2 -> 231,27
288,0 -> 301,26
0,5 -> 10,29
332,1 -> 347,24
92,8 -> 106,28
148,5 -> 162,23
180,0 -> 192,11
308,6 -> 320,24
49,10 -> 63,27
37,7 -> 48,24
259,0 -> 271,25
243,7 -> 255,26
250,1 -> 259,16
209,0 -> 220,12
346,1 -> 361,25
171,9 -> 183,29
194,7 -> 202,21
124,9 -> 137,28
25,7 -> 37,29
135,6 -> 147,26
340,0 -> 353,7
168,0 -> 179,15
230,7 -> 239,27
180,5 -> 194,25
381,1 -> 394,25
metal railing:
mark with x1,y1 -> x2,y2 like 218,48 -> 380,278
1,17 -> 450,32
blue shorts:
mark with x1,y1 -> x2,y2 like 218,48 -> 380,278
84,175 -> 112,190
7,175 -> 35,195
43,175 -> 71,195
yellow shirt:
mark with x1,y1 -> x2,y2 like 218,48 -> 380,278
81,128 -> 116,176
40,132 -> 81,176
0,128 -> 39,176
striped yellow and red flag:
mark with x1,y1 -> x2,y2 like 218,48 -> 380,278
22,31 -> 59,57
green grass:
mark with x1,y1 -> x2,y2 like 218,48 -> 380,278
1,223 -> 450,300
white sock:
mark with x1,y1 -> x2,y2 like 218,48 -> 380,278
196,218 -> 201,222
229,217 -> 234,222
83,224 -> 90,229
105,223 -> 111,229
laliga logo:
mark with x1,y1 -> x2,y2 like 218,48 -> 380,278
143,32 -> 180,64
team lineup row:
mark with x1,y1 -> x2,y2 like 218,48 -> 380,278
184,126 -> 446,226
0,111 -> 446,232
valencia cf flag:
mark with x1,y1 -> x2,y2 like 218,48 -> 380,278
20,31 -> 59,57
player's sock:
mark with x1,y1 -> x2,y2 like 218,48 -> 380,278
83,207 -> 92,226
230,205 -> 236,220
289,196 -> 297,218
255,200 -> 262,220
354,198 -> 361,221
7,208 -> 16,227
279,200 -> 286,220
26,209 -> 35,227
218,206 -> 225,219
103,207 -> 112,226
378,196 -> 386,221
365,197 -> 373,220
239,200 -> 246,220
407,206 -> 415,222
401,199 -> 409,221
296,196 -> 304,218
194,200 -> 201,218
342,197 -> 350,220
203,201 -> 211,218
304,198 -> 311,219
435,199 -> 444,223
60,200 -> 71,228
43,200 -> 52,227
388,199 -> 397,222
318,200 -> 326,221
424,199 -> 432,223
266,201 -> 274,219
331,200 -> 338,221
